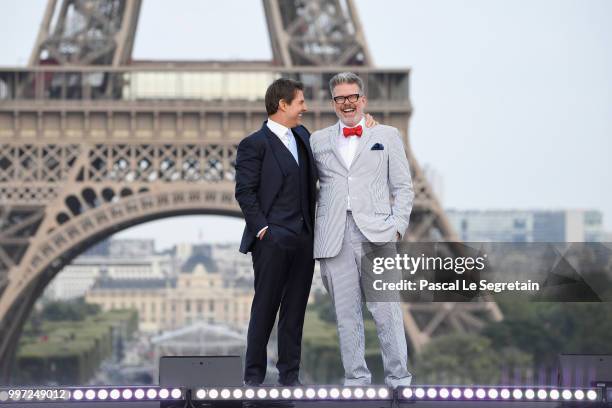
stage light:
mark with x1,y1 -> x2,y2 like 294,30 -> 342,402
378,388 -> 389,399
257,388 -> 267,399
269,388 -> 280,399
245,389 -> 255,399
341,388 -> 352,399
281,388 -> 291,399
195,389 -> 206,399
73,390 -> 83,401
305,388 -> 316,399
208,389 -> 218,399
330,388 -> 340,399
0,387 -> 190,403
293,388 -> 304,399
366,388 -> 376,399
354,388 -> 365,398
122,389 -> 133,400
549,389 -> 560,400
232,389 -> 243,399
317,388 -> 328,398
376,386 -> 602,404
220,389 -> 231,399
587,390 -> 597,401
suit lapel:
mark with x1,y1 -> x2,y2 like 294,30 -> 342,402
293,127 -> 317,179
351,124 -> 374,167
328,123 -> 349,173
263,124 -> 294,176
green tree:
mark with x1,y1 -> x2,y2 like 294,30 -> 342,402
40,298 -> 101,322
414,332 -> 533,385
483,300 -> 612,368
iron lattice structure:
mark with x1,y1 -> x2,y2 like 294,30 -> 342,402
0,0 -> 501,382
263,0 -> 373,66
29,0 -> 142,66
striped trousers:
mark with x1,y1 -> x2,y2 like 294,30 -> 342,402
319,212 -> 412,387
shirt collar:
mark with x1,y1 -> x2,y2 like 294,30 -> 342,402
339,117 -> 366,132
267,118 -> 290,139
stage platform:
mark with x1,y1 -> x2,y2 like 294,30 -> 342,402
1,385 -> 609,407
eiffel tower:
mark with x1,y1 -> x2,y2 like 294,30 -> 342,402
0,0 -> 501,381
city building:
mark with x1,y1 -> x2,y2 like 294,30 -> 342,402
44,239 -> 175,301
447,209 -> 604,242
85,253 -> 253,333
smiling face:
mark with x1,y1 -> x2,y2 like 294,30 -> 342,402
332,82 -> 367,127
279,89 -> 307,128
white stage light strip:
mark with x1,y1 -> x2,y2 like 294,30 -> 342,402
0,387 -> 184,403
1,385 -> 602,403
398,386 -> 602,402
192,386 -> 394,401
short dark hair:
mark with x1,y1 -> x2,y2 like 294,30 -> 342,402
265,78 -> 304,115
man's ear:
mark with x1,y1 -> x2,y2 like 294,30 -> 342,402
361,95 -> 368,108
278,99 -> 287,112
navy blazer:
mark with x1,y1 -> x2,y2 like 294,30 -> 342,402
235,121 -> 317,253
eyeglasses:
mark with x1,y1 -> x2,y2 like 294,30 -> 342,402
333,94 -> 362,104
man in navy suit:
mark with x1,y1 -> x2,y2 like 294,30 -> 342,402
235,78 -> 316,386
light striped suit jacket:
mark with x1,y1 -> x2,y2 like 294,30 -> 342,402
310,122 -> 414,259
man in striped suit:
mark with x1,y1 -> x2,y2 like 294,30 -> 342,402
310,72 -> 414,388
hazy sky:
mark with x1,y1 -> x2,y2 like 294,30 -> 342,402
1,0 -> 610,248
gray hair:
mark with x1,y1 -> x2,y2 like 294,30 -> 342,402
329,72 -> 365,96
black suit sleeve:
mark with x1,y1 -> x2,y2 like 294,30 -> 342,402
235,136 -> 268,235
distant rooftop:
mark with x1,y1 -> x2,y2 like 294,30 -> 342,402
92,277 -> 176,290
181,253 -> 218,274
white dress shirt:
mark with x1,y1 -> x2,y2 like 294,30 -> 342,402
267,119 -> 288,147
338,117 -> 365,211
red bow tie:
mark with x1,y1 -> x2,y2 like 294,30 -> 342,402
343,125 -> 363,137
